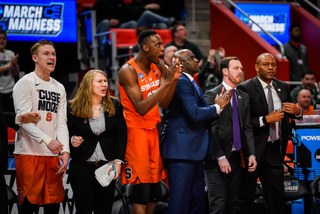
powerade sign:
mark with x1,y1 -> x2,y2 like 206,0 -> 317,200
235,3 -> 290,45
0,0 -> 76,42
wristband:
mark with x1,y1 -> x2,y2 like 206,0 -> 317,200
112,165 -> 116,175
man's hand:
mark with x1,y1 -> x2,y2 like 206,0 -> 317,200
165,59 -> 182,84
56,152 -> 70,177
21,112 -> 41,124
110,19 -> 119,27
265,109 -> 284,123
214,87 -> 233,109
47,139 -> 63,155
218,158 -> 231,174
247,155 -> 257,172
72,136 -> 84,147
282,102 -> 301,115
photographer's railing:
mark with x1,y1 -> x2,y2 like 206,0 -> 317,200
80,10 -> 119,97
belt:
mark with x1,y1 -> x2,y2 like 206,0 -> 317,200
85,160 -> 108,167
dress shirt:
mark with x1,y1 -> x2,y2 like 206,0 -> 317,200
87,107 -> 107,162
257,77 -> 281,141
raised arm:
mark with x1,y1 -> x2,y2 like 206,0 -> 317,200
118,60 -> 181,116
158,59 -> 182,108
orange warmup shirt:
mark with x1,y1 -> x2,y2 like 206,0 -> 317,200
118,58 -> 166,184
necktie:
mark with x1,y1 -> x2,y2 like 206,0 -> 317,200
192,80 -> 202,96
232,89 -> 241,151
267,85 -> 276,142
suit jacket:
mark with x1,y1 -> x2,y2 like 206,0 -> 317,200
203,84 -> 255,168
67,98 -> 127,162
237,77 -> 300,161
160,73 -> 218,161
0,93 -> 17,171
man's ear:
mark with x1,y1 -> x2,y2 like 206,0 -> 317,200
142,44 -> 149,52
254,64 -> 259,72
222,68 -> 228,76
32,55 -> 38,63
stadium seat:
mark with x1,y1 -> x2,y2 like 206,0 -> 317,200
193,73 -> 203,92
309,175 -> 320,214
109,29 -> 138,49
7,185 -> 19,213
151,29 -> 173,46
7,128 -> 15,143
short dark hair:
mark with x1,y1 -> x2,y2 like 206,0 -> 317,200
302,69 -> 315,78
289,24 -> 301,33
171,23 -> 185,38
138,30 -> 157,47
220,57 -> 240,74
30,39 -> 54,55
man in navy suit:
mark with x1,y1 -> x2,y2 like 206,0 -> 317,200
160,49 -> 232,214
203,57 -> 256,214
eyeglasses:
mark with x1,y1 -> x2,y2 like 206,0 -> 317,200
176,28 -> 186,32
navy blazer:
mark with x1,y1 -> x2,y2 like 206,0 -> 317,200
160,73 -> 219,161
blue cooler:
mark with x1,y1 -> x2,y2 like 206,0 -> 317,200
291,115 -> 320,214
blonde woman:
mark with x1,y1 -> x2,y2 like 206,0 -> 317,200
67,70 -> 127,214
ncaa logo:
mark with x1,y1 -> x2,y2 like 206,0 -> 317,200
314,149 -> 320,163
139,73 -> 144,79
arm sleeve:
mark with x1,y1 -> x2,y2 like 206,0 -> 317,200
204,89 -> 224,159
243,100 -> 255,157
176,79 -> 217,122
13,78 -> 47,143
114,102 -> 127,161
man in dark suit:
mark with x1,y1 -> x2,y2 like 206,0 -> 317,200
237,53 -> 302,214
0,93 -> 40,214
160,49 -> 232,214
203,57 -> 257,214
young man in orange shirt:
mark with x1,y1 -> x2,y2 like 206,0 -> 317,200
118,30 -> 181,214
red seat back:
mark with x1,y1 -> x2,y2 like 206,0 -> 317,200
7,128 -> 16,143
152,29 -> 172,46
109,28 -> 138,48
193,73 -> 203,92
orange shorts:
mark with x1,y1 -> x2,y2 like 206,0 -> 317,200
121,127 -> 166,185
15,154 -> 65,205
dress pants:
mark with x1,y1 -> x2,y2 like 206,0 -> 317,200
205,151 -> 241,214
69,160 -> 115,214
167,160 -> 205,214
237,141 -> 285,214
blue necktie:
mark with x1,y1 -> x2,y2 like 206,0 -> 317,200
232,89 -> 241,151
192,80 -> 202,96
267,85 -> 276,142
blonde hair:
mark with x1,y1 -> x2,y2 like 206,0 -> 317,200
30,39 -> 54,55
69,70 -> 118,118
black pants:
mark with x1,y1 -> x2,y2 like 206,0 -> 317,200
237,141 -> 285,214
19,197 -> 60,214
205,151 -> 241,214
69,160 -> 115,214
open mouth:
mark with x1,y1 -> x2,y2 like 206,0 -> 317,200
47,62 -> 54,65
